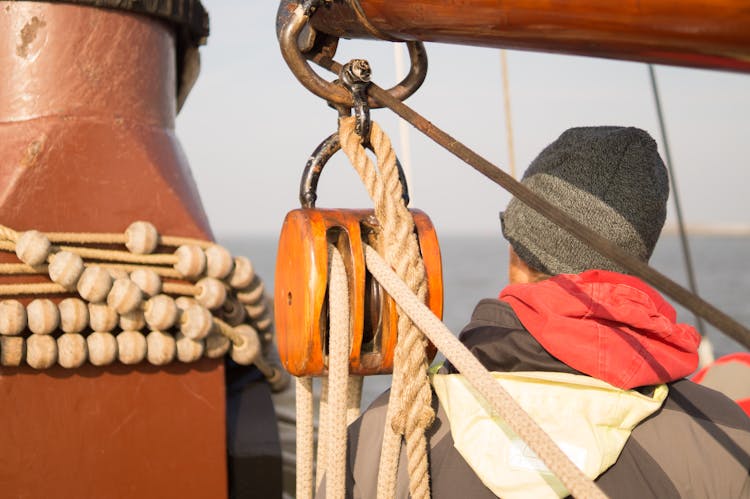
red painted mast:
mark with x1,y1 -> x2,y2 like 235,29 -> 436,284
0,3 -> 225,497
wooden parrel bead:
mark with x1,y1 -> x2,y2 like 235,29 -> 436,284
129,268 -> 162,297
0,300 -> 27,336
174,245 -> 206,279
261,330 -> 274,345
119,310 -> 145,331
266,368 -> 291,393
27,298 -> 60,335
146,330 -> 176,366
0,336 -> 25,366
175,332 -> 204,363
220,298 -> 246,326
227,256 -> 254,289
236,279 -> 265,305
89,303 -> 119,332
87,332 -> 118,366
117,330 -> 147,365
195,277 -> 227,310
144,294 -> 178,331
57,333 -> 88,369
48,251 -> 84,290
58,298 -> 89,334
244,300 -> 269,321
26,334 -> 57,369
77,266 -> 113,303
230,325 -> 260,366
174,296 -> 196,310
107,268 -> 130,281
204,330 -> 230,359
125,221 -> 159,255
179,304 -> 213,340
15,230 -> 51,266
254,314 -> 273,332
205,245 -> 234,279
107,278 -> 143,314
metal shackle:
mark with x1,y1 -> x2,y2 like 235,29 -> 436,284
299,132 -> 410,209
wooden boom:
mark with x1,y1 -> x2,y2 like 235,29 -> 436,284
308,0 -> 750,73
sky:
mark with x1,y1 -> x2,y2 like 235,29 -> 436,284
176,1 -> 750,238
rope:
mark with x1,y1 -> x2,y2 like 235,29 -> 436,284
0,226 -> 18,242
0,283 -> 68,296
0,264 -> 47,275
298,378 -> 316,499
213,317 -> 244,345
0,262 -> 181,279
364,244 -> 608,499
499,49 -> 517,178
647,65 -> 712,365
339,116 -> 432,499
89,263 -> 182,279
162,282 -> 200,296
296,376 -> 315,499
56,246 -> 176,265
325,244 -> 351,498
316,378 -> 330,492
44,231 -> 213,249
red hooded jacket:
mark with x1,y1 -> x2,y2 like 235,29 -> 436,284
500,270 -> 700,390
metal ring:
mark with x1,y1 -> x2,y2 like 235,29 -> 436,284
300,133 -> 410,208
278,3 -> 428,108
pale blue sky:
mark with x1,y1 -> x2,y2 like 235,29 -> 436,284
176,1 -> 750,237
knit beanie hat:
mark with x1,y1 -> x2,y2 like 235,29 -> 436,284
501,126 -> 669,275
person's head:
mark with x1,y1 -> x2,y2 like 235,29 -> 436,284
501,126 -> 669,283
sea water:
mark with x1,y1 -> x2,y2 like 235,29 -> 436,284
221,233 -> 750,493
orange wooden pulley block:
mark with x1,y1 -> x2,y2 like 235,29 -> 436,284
274,134 -> 443,377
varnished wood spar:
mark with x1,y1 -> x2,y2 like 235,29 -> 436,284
0,3 -> 225,498
275,208 -> 442,377
309,0 -> 750,73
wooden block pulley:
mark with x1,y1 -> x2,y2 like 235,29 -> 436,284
275,207 -> 442,377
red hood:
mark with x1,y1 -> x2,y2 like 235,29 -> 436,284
499,270 -> 700,390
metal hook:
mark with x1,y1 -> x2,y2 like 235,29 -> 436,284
300,132 -> 410,209
277,0 -> 428,108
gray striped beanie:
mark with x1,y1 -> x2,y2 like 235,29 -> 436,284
501,126 -> 669,275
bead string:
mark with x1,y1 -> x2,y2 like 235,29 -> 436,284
0,222 -> 287,391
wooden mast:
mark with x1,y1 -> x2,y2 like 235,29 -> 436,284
0,3 -> 226,497
307,0 -> 750,73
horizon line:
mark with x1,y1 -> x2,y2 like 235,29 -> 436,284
661,223 -> 750,236
214,224 -> 750,240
